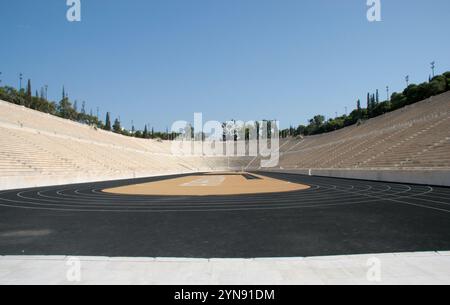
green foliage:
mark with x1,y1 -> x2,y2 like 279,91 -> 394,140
104,112 -> 111,131
281,71 -> 450,138
113,118 -> 121,133
0,86 -> 27,106
58,98 -> 77,120
429,76 -> 447,94
0,83 -> 175,139
143,125 -> 148,138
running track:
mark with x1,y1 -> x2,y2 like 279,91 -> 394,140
0,172 -> 450,258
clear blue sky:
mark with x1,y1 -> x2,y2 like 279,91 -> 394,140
1,0 -> 449,130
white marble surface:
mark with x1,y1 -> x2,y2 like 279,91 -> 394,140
1,252 -> 450,285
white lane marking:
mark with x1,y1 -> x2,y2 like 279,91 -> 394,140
0,182 -> 434,213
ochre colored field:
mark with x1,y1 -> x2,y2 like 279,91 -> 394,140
103,173 -> 310,196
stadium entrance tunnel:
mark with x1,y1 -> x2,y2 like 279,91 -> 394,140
102,172 -> 310,196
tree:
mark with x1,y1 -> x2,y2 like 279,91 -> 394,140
366,93 -> 371,116
113,118 -> 121,133
429,76 -> 447,95
26,79 -> 32,107
445,72 -> 450,90
356,99 -> 362,119
105,112 -> 111,131
311,115 -> 325,127
143,125 -> 148,138
58,89 -> 77,120
390,92 -> 407,110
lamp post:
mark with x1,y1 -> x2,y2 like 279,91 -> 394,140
431,61 -> 436,78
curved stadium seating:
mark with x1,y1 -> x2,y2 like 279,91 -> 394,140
1,91 -> 449,189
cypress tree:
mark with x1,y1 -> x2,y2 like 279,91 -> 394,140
367,93 -> 371,117
105,112 -> 111,131
371,94 -> 376,112
143,125 -> 148,138
26,79 -> 32,107
356,99 -> 362,119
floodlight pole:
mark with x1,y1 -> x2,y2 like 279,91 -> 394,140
386,86 -> 390,101
431,61 -> 435,78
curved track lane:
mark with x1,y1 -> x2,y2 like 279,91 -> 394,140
0,172 -> 450,258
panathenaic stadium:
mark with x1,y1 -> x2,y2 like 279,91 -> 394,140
1,91 -> 450,284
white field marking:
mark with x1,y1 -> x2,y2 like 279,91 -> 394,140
0,183 -> 424,213
0,187 -> 439,214
180,176 -> 226,187
2,178 -> 448,214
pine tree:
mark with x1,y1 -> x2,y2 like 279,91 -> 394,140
376,89 -> 379,103
105,112 -> 111,131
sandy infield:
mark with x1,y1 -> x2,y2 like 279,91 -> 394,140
103,173 -> 310,196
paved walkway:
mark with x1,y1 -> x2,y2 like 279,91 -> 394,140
1,252 -> 450,285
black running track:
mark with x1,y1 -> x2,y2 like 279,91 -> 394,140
1,172 -> 450,258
